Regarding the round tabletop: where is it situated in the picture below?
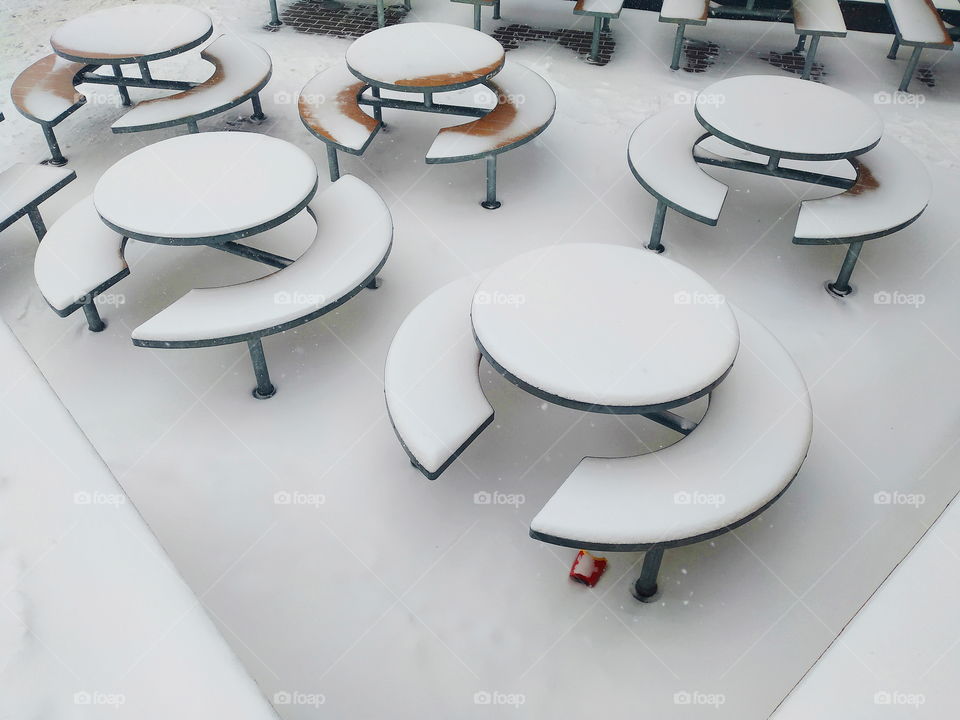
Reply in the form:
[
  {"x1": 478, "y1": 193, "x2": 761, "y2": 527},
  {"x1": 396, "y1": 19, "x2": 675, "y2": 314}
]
[
  {"x1": 471, "y1": 244, "x2": 741, "y2": 413},
  {"x1": 94, "y1": 132, "x2": 318, "y2": 245},
  {"x1": 695, "y1": 76, "x2": 883, "y2": 161},
  {"x1": 51, "y1": 4, "x2": 213, "y2": 64},
  {"x1": 345, "y1": 22, "x2": 505, "y2": 93}
]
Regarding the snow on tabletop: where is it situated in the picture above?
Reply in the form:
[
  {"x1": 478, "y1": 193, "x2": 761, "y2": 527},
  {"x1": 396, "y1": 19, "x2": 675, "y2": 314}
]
[
  {"x1": 384, "y1": 276, "x2": 493, "y2": 475},
  {"x1": 131, "y1": 175, "x2": 391, "y2": 343},
  {"x1": 93, "y1": 132, "x2": 317, "y2": 241},
  {"x1": 628, "y1": 104, "x2": 728, "y2": 222},
  {"x1": 696, "y1": 76, "x2": 884, "y2": 159},
  {"x1": 0, "y1": 163, "x2": 74, "y2": 219},
  {"x1": 299, "y1": 63, "x2": 379, "y2": 151},
  {"x1": 10, "y1": 54, "x2": 86, "y2": 123},
  {"x1": 660, "y1": 0, "x2": 711, "y2": 21},
  {"x1": 50, "y1": 4, "x2": 213, "y2": 63},
  {"x1": 34, "y1": 195, "x2": 126, "y2": 312},
  {"x1": 0, "y1": 321, "x2": 278, "y2": 720},
  {"x1": 112, "y1": 35, "x2": 271, "y2": 130},
  {"x1": 886, "y1": 0, "x2": 954, "y2": 45},
  {"x1": 345, "y1": 22, "x2": 505, "y2": 90},
  {"x1": 426, "y1": 62, "x2": 555, "y2": 161},
  {"x1": 531, "y1": 308, "x2": 812, "y2": 546},
  {"x1": 795, "y1": 136, "x2": 931, "y2": 240},
  {"x1": 791, "y1": 0, "x2": 846, "y2": 35},
  {"x1": 471, "y1": 244, "x2": 740, "y2": 409},
  {"x1": 573, "y1": 0, "x2": 626, "y2": 17}
]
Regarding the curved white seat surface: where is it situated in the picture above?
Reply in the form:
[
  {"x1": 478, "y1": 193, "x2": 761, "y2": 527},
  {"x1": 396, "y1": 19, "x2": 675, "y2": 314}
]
[
  {"x1": 385, "y1": 276, "x2": 494, "y2": 477},
  {"x1": 530, "y1": 308, "x2": 812, "y2": 548},
  {"x1": 0, "y1": 163, "x2": 75, "y2": 223},
  {"x1": 886, "y1": 0, "x2": 953, "y2": 45},
  {"x1": 299, "y1": 64, "x2": 379, "y2": 152},
  {"x1": 112, "y1": 36, "x2": 271, "y2": 131},
  {"x1": 426, "y1": 62, "x2": 556, "y2": 162},
  {"x1": 660, "y1": 0, "x2": 710, "y2": 22},
  {"x1": 794, "y1": 137, "x2": 931, "y2": 242},
  {"x1": 131, "y1": 175, "x2": 391, "y2": 344},
  {"x1": 11, "y1": 54, "x2": 86, "y2": 123},
  {"x1": 628, "y1": 105, "x2": 728, "y2": 223},
  {"x1": 34, "y1": 196, "x2": 126, "y2": 313},
  {"x1": 793, "y1": 0, "x2": 847, "y2": 34}
]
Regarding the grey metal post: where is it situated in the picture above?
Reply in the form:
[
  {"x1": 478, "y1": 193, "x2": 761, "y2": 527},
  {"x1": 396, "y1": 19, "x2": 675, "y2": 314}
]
[
  {"x1": 186, "y1": 120, "x2": 200, "y2": 133},
  {"x1": 670, "y1": 23, "x2": 685, "y2": 71},
  {"x1": 633, "y1": 546, "x2": 664, "y2": 601},
  {"x1": 423, "y1": 91, "x2": 433, "y2": 109},
  {"x1": 887, "y1": 35, "x2": 900, "y2": 59},
  {"x1": 826, "y1": 241, "x2": 863, "y2": 297},
  {"x1": 248, "y1": 339, "x2": 276, "y2": 399},
  {"x1": 251, "y1": 94, "x2": 266, "y2": 121},
  {"x1": 766, "y1": 152, "x2": 780, "y2": 170},
  {"x1": 647, "y1": 200, "x2": 667, "y2": 253},
  {"x1": 792, "y1": 33, "x2": 807, "y2": 54},
  {"x1": 27, "y1": 207, "x2": 46, "y2": 240},
  {"x1": 801, "y1": 34, "x2": 819, "y2": 80},
  {"x1": 588, "y1": 16, "x2": 602, "y2": 63},
  {"x1": 404, "y1": 0, "x2": 411, "y2": 8},
  {"x1": 366, "y1": 276, "x2": 382, "y2": 289},
  {"x1": 481, "y1": 155, "x2": 501, "y2": 209},
  {"x1": 601, "y1": 17, "x2": 610, "y2": 32},
  {"x1": 113, "y1": 65, "x2": 131, "y2": 106},
  {"x1": 82, "y1": 301, "x2": 106, "y2": 332},
  {"x1": 493, "y1": 0, "x2": 500, "y2": 19},
  {"x1": 899, "y1": 46, "x2": 923, "y2": 92},
  {"x1": 326, "y1": 145, "x2": 341, "y2": 182},
  {"x1": 266, "y1": 0, "x2": 283, "y2": 29},
  {"x1": 371, "y1": 86, "x2": 382, "y2": 124},
  {"x1": 41, "y1": 125, "x2": 66, "y2": 166},
  {"x1": 138, "y1": 60, "x2": 153, "y2": 82},
  {"x1": 377, "y1": 0, "x2": 385, "y2": 28},
  {"x1": 473, "y1": 3, "x2": 482, "y2": 30}
]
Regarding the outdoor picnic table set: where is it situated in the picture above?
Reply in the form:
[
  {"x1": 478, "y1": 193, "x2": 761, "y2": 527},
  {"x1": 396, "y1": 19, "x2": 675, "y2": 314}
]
[{"x1": 0, "y1": 3, "x2": 938, "y2": 600}]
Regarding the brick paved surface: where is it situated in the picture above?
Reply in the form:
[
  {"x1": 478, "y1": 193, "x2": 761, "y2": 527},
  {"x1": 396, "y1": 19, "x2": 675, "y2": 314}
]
[
  {"x1": 761, "y1": 49, "x2": 824, "y2": 82},
  {"x1": 492, "y1": 23, "x2": 616, "y2": 65},
  {"x1": 681, "y1": 41, "x2": 719, "y2": 73},
  {"x1": 280, "y1": 0, "x2": 408, "y2": 38}
]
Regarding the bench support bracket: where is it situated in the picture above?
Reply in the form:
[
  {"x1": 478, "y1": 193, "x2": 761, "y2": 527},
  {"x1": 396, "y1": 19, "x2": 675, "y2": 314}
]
[
  {"x1": 112, "y1": 65, "x2": 132, "y2": 107},
  {"x1": 801, "y1": 34, "x2": 820, "y2": 81},
  {"x1": 248, "y1": 338, "x2": 277, "y2": 399},
  {"x1": 647, "y1": 200, "x2": 667, "y2": 253},
  {"x1": 26, "y1": 207, "x2": 47, "y2": 241},
  {"x1": 899, "y1": 46, "x2": 923, "y2": 93},
  {"x1": 41, "y1": 125, "x2": 67, "y2": 167},
  {"x1": 481, "y1": 155, "x2": 501, "y2": 210},
  {"x1": 670, "y1": 23, "x2": 686, "y2": 71},
  {"x1": 588, "y1": 17, "x2": 603, "y2": 64},
  {"x1": 826, "y1": 240, "x2": 863, "y2": 298},
  {"x1": 326, "y1": 145, "x2": 341, "y2": 182},
  {"x1": 633, "y1": 546, "x2": 664, "y2": 602}
]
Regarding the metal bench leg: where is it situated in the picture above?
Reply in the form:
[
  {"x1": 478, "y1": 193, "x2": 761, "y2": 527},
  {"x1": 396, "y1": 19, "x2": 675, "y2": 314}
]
[
  {"x1": 887, "y1": 35, "x2": 900, "y2": 59},
  {"x1": 826, "y1": 241, "x2": 863, "y2": 297},
  {"x1": 250, "y1": 94, "x2": 266, "y2": 122},
  {"x1": 377, "y1": 0, "x2": 385, "y2": 28},
  {"x1": 588, "y1": 16, "x2": 603, "y2": 63},
  {"x1": 801, "y1": 34, "x2": 819, "y2": 80},
  {"x1": 41, "y1": 125, "x2": 67, "y2": 166},
  {"x1": 670, "y1": 23, "x2": 686, "y2": 71},
  {"x1": 82, "y1": 301, "x2": 106, "y2": 332},
  {"x1": 186, "y1": 120, "x2": 200, "y2": 134},
  {"x1": 404, "y1": 0, "x2": 411, "y2": 9},
  {"x1": 601, "y1": 17, "x2": 610, "y2": 32},
  {"x1": 113, "y1": 65, "x2": 131, "y2": 106},
  {"x1": 473, "y1": 3, "x2": 482, "y2": 31},
  {"x1": 265, "y1": 0, "x2": 283, "y2": 29},
  {"x1": 481, "y1": 155, "x2": 501, "y2": 210},
  {"x1": 371, "y1": 86, "x2": 383, "y2": 124},
  {"x1": 899, "y1": 46, "x2": 923, "y2": 92},
  {"x1": 632, "y1": 546, "x2": 664, "y2": 602},
  {"x1": 792, "y1": 34, "x2": 807, "y2": 53},
  {"x1": 647, "y1": 200, "x2": 667, "y2": 253},
  {"x1": 493, "y1": 0, "x2": 501, "y2": 19},
  {"x1": 326, "y1": 145, "x2": 341, "y2": 182},
  {"x1": 138, "y1": 60, "x2": 153, "y2": 83},
  {"x1": 248, "y1": 338, "x2": 277, "y2": 399},
  {"x1": 26, "y1": 207, "x2": 47, "y2": 240},
  {"x1": 366, "y1": 276, "x2": 382, "y2": 289}
]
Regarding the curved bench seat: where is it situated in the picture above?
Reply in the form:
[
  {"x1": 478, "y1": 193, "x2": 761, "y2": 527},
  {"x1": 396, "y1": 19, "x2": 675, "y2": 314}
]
[
  {"x1": 0, "y1": 162, "x2": 76, "y2": 240},
  {"x1": 112, "y1": 35, "x2": 271, "y2": 134},
  {"x1": 628, "y1": 105, "x2": 729, "y2": 251},
  {"x1": 384, "y1": 276, "x2": 495, "y2": 480},
  {"x1": 132, "y1": 175, "x2": 392, "y2": 398},
  {"x1": 34, "y1": 195, "x2": 128, "y2": 331},
  {"x1": 531, "y1": 308, "x2": 812, "y2": 597},
  {"x1": 794, "y1": 136, "x2": 930, "y2": 295}
]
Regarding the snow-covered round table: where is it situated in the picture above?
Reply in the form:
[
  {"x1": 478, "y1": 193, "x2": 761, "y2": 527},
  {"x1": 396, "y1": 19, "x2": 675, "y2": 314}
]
[
  {"x1": 345, "y1": 22, "x2": 505, "y2": 93},
  {"x1": 50, "y1": 4, "x2": 214, "y2": 64},
  {"x1": 471, "y1": 244, "x2": 740, "y2": 414},
  {"x1": 695, "y1": 76, "x2": 883, "y2": 161},
  {"x1": 94, "y1": 132, "x2": 318, "y2": 247}
]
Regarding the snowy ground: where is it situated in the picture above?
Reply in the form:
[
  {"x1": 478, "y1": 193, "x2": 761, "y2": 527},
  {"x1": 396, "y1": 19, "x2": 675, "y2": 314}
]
[{"x1": 2, "y1": 0, "x2": 960, "y2": 717}]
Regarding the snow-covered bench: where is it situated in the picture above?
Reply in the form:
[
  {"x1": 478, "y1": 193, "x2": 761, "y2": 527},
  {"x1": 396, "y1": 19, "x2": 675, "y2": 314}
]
[
  {"x1": 131, "y1": 175, "x2": 392, "y2": 399},
  {"x1": 885, "y1": 0, "x2": 955, "y2": 91},
  {"x1": 792, "y1": 0, "x2": 847, "y2": 80},
  {"x1": 530, "y1": 308, "x2": 813, "y2": 601},
  {"x1": 627, "y1": 105, "x2": 728, "y2": 253},
  {"x1": 0, "y1": 320, "x2": 281, "y2": 720},
  {"x1": 659, "y1": 0, "x2": 710, "y2": 70},
  {"x1": 10, "y1": 54, "x2": 90, "y2": 165},
  {"x1": 34, "y1": 196, "x2": 128, "y2": 332},
  {"x1": 0, "y1": 162, "x2": 76, "y2": 241},
  {"x1": 574, "y1": 0, "x2": 626, "y2": 64},
  {"x1": 384, "y1": 276, "x2": 495, "y2": 480},
  {"x1": 793, "y1": 137, "x2": 930, "y2": 297},
  {"x1": 450, "y1": 0, "x2": 501, "y2": 32},
  {"x1": 426, "y1": 62, "x2": 556, "y2": 209},
  {"x1": 298, "y1": 64, "x2": 382, "y2": 182},
  {"x1": 112, "y1": 36, "x2": 271, "y2": 135}
]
